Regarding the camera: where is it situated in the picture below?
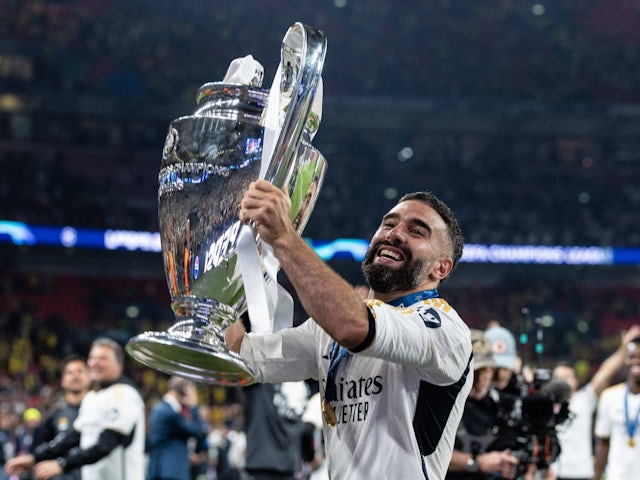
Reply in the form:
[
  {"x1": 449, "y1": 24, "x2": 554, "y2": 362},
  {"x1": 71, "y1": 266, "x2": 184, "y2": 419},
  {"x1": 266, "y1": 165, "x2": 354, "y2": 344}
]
[{"x1": 499, "y1": 368, "x2": 572, "y2": 475}]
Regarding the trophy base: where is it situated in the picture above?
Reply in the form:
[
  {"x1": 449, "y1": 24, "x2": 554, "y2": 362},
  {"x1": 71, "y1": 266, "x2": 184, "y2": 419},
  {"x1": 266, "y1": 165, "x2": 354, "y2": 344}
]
[{"x1": 126, "y1": 329, "x2": 255, "y2": 386}]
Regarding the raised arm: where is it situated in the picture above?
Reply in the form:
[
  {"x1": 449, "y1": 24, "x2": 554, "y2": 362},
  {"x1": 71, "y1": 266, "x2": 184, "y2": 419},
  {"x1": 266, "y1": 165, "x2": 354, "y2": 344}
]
[
  {"x1": 590, "y1": 324, "x2": 640, "y2": 395},
  {"x1": 239, "y1": 180, "x2": 370, "y2": 349}
]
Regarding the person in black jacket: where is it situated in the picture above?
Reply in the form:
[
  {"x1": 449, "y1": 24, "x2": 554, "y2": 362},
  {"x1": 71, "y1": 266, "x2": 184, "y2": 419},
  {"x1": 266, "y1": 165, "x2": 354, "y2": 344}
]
[
  {"x1": 33, "y1": 355, "x2": 90, "y2": 480},
  {"x1": 447, "y1": 329, "x2": 520, "y2": 480}
]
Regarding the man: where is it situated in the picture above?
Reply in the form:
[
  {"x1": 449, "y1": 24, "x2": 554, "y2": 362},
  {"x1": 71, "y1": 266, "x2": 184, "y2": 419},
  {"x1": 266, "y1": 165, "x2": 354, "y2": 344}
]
[
  {"x1": 0, "y1": 406, "x2": 17, "y2": 480},
  {"x1": 15, "y1": 407, "x2": 42, "y2": 455},
  {"x1": 5, "y1": 337, "x2": 146, "y2": 480},
  {"x1": 32, "y1": 355, "x2": 91, "y2": 480},
  {"x1": 484, "y1": 325, "x2": 519, "y2": 394},
  {"x1": 226, "y1": 181, "x2": 472, "y2": 479},
  {"x1": 240, "y1": 381, "x2": 310, "y2": 480},
  {"x1": 147, "y1": 376, "x2": 208, "y2": 480},
  {"x1": 593, "y1": 334, "x2": 640, "y2": 480},
  {"x1": 551, "y1": 324, "x2": 640, "y2": 480},
  {"x1": 447, "y1": 330, "x2": 520, "y2": 479}
]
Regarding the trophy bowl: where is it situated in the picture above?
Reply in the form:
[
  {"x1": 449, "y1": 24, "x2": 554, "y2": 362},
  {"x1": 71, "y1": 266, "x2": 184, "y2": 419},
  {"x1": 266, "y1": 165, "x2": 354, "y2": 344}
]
[{"x1": 126, "y1": 23, "x2": 327, "y2": 385}]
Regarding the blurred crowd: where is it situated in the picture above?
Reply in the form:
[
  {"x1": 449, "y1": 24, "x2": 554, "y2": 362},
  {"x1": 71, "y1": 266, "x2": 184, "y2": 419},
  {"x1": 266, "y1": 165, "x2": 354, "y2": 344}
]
[
  {"x1": 1, "y1": 1, "x2": 640, "y2": 102},
  {"x1": 0, "y1": 270, "x2": 638, "y2": 406},
  {"x1": 1, "y1": 129, "x2": 639, "y2": 246},
  {"x1": 1, "y1": 1, "x2": 640, "y2": 247}
]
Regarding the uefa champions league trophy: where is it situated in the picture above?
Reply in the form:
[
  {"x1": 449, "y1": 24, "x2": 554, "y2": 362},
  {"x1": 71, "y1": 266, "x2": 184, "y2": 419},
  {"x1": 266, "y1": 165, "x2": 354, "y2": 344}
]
[{"x1": 125, "y1": 23, "x2": 327, "y2": 385}]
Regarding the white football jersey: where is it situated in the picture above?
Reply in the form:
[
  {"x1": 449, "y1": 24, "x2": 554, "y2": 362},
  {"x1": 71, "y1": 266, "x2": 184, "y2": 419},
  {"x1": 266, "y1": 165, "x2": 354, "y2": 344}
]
[
  {"x1": 74, "y1": 381, "x2": 146, "y2": 480},
  {"x1": 241, "y1": 296, "x2": 473, "y2": 480}
]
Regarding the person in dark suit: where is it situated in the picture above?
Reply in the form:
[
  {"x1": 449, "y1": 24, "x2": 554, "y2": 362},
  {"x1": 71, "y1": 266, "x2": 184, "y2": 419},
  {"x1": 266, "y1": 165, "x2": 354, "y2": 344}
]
[{"x1": 147, "y1": 376, "x2": 208, "y2": 480}]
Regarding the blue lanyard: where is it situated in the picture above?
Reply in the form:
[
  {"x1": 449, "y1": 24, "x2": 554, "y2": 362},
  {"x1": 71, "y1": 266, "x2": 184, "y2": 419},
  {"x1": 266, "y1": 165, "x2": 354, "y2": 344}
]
[
  {"x1": 387, "y1": 288, "x2": 440, "y2": 308},
  {"x1": 325, "y1": 342, "x2": 349, "y2": 402},
  {"x1": 624, "y1": 384, "x2": 640, "y2": 440}
]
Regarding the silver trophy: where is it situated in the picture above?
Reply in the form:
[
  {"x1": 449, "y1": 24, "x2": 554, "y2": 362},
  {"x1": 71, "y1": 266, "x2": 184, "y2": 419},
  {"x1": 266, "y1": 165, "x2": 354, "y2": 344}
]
[{"x1": 125, "y1": 23, "x2": 327, "y2": 385}]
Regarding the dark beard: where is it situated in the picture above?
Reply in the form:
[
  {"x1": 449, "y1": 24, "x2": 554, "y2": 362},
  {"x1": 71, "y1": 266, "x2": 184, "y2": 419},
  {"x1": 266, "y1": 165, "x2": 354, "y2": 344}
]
[{"x1": 361, "y1": 242, "x2": 424, "y2": 294}]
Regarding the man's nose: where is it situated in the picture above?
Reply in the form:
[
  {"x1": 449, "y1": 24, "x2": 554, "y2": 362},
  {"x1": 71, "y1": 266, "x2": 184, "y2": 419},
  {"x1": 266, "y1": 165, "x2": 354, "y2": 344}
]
[{"x1": 386, "y1": 225, "x2": 405, "y2": 243}]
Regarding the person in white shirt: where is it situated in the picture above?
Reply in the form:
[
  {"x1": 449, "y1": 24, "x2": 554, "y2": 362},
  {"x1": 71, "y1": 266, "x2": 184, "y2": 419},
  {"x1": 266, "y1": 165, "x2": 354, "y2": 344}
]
[
  {"x1": 593, "y1": 333, "x2": 640, "y2": 480},
  {"x1": 226, "y1": 182, "x2": 472, "y2": 480},
  {"x1": 551, "y1": 324, "x2": 640, "y2": 480},
  {"x1": 5, "y1": 337, "x2": 146, "y2": 480}
]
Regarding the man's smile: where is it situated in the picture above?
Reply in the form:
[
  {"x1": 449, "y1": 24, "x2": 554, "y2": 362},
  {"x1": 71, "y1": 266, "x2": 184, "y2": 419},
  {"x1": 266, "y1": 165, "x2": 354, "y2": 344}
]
[{"x1": 376, "y1": 245, "x2": 406, "y2": 265}]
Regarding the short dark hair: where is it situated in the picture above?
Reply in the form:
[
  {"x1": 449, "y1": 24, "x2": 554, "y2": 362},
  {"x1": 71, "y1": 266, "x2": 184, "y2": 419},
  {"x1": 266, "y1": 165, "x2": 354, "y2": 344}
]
[
  {"x1": 61, "y1": 354, "x2": 86, "y2": 372},
  {"x1": 398, "y1": 192, "x2": 464, "y2": 271}
]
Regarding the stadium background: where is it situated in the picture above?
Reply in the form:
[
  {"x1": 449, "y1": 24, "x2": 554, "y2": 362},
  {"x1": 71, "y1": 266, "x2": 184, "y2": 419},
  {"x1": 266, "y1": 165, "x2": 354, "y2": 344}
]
[{"x1": 0, "y1": 0, "x2": 639, "y2": 406}]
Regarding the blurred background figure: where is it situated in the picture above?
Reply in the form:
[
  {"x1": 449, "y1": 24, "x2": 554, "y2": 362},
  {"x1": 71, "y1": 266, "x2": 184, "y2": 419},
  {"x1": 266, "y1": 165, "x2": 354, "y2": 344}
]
[
  {"x1": 0, "y1": 407, "x2": 17, "y2": 480},
  {"x1": 551, "y1": 324, "x2": 640, "y2": 480},
  {"x1": 447, "y1": 329, "x2": 520, "y2": 479},
  {"x1": 32, "y1": 355, "x2": 91, "y2": 480},
  {"x1": 14, "y1": 407, "x2": 41, "y2": 456},
  {"x1": 218, "y1": 380, "x2": 310, "y2": 480},
  {"x1": 147, "y1": 375, "x2": 208, "y2": 480},
  {"x1": 301, "y1": 392, "x2": 327, "y2": 480},
  {"x1": 485, "y1": 325, "x2": 519, "y2": 395},
  {"x1": 593, "y1": 334, "x2": 640, "y2": 480}
]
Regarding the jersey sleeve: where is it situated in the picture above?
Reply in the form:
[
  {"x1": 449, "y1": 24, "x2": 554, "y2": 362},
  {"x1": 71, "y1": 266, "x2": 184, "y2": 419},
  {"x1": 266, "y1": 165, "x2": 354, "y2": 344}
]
[
  {"x1": 102, "y1": 384, "x2": 144, "y2": 435},
  {"x1": 594, "y1": 387, "x2": 613, "y2": 439},
  {"x1": 360, "y1": 298, "x2": 472, "y2": 385},
  {"x1": 240, "y1": 318, "x2": 323, "y2": 383}
]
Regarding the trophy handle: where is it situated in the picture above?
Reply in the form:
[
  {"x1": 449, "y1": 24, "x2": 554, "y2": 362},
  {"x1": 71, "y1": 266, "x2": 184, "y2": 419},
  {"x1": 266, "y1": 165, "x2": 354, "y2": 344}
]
[{"x1": 264, "y1": 23, "x2": 327, "y2": 188}]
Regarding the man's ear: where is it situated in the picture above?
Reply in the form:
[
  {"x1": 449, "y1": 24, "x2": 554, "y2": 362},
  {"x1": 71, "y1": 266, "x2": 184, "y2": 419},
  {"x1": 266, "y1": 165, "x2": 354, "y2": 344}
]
[{"x1": 432, "y1": 257, "x2": 454, "y2": 280}]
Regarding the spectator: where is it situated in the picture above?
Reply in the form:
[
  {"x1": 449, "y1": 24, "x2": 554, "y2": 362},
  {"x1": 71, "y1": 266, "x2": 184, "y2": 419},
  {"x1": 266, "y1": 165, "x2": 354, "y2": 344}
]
[
  {"x1": 33, "y1": 355, "x2": 91, "y2": 480},
  {"x1": 238, "y1": 381, "x2": 310, "y2": 480},
  {"x1": 0, "y1": 407, "x2": 16, "y2": 480},
  {"x1": 147, "y1": 376, "x2": 208, "y2": 480},
  {"x1": 484, "y1": 325, "x2": 519, "y2": 395},
  {"x1": 551, "y1": 325, "x2": 640, "y2": 480},
  {"x1": 447, "y1": 329, "x2": 520, "y2": 479},
  {"x1": 15, "y1": 407, "x2": 42, "y2": 455},
  {"x1": 593, "y1": 334, "x2": 640, "y2": 480}
]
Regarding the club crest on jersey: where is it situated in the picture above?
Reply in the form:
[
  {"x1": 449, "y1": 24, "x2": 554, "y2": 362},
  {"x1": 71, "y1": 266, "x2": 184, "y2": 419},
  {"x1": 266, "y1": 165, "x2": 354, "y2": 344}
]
[
  {"x1": 106, "y1": 406, "x2": 120, "y2": 422},
  {"x1": 415, "y1": 305, "x2": 442, "y2": 328}
]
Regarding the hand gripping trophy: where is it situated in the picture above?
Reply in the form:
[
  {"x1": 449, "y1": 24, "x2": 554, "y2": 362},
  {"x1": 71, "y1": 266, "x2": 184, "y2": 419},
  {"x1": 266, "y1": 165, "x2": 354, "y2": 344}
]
[{"x1": 125, "y1": 23, "x2": 327, "y2": 385}]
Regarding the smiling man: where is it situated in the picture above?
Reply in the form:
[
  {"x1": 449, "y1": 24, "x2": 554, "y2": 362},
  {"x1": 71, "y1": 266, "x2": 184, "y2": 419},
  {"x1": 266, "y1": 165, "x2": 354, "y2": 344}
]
[{"x1": 226, "y1": 181, "x2": 473, "y2": 480}]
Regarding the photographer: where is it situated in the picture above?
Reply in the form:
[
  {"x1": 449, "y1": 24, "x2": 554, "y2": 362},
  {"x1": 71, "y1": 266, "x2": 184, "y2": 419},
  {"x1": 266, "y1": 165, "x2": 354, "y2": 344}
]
[{"x1": 447, "y1": 330, "x2": 520, "y2": 479}]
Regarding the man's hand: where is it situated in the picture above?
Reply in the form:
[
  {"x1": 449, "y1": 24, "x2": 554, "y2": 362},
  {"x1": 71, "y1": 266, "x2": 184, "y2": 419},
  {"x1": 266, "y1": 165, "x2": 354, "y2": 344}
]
[
  {"x1": 33, "y1": 459, "x2": 62, "y2": 480},
  {"x1": 182, "y1": 383, "x2": 200, "y2": 408},
  {"x1": 477, "y1": 450, "x2": 520, "y2": 479},
  {"x1": 240, "y1": 180, "x2": 295, "y2": 247},
  {"x1": 225, "y1": 320, "x2": 247, "y2": 353},
  {"x1": 4, "y1": 454, "x2": 35, "y2": 476}
]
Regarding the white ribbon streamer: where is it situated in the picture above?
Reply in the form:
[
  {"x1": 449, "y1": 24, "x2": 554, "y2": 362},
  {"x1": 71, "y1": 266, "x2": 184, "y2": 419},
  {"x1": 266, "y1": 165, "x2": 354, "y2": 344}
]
[{"x1": 234, "y1": 59, "x2": 294, "y2": 334}]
